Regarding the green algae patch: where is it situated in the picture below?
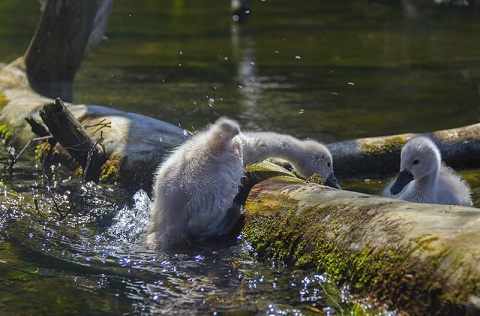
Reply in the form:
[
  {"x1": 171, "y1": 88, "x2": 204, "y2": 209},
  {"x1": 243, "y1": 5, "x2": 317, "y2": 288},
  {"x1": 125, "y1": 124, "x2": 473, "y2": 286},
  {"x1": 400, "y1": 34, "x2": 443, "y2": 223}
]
[
  {"x1": 0, "y1": 93, "x2": 8, "y2": 109},
  {"x1": 242, "y1": 177, "x2": 480, "y2": 314},
  {"x1": 244, "y1": 161, "x2": 297, "y2": 181},
  {"x1": 100, "y1": 156, "x2": 124, "y2": 183},
  {"x1": 0, "y1": 124, "x2": 13, "y2": 144},
  {"x1": 362, "y1": 136, "x2": 407, "y2": 155}
]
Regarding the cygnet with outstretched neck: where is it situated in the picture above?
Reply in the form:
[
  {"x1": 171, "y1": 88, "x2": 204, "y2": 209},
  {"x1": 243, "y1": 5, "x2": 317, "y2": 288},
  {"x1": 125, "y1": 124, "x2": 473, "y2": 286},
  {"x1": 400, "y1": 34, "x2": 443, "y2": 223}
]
[
  {"x1": 240, "y1": 132, "x2": 341, "y2": 189},
  {"x1": 147, "y1": 117, "x2": 244, "y2": 250},
  {"x1": 383, "y1": 136, "x2": 472, "y2": 206}
]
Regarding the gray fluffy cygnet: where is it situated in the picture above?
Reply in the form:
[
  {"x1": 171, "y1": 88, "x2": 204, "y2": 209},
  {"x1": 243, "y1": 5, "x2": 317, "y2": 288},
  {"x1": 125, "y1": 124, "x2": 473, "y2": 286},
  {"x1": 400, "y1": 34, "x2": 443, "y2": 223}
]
[
  {"x1": 383, "y1": 136, "x2": 472, "y2": 207},
  {"x1": 147, "y1": 117, "x2": 244, "y2": 250},
  {"x1": 147, "y1": 117, "x2": 341, "y2": 250},
  {"x1": 240, "y1": 132, "x2": 340, "y2": 188}
]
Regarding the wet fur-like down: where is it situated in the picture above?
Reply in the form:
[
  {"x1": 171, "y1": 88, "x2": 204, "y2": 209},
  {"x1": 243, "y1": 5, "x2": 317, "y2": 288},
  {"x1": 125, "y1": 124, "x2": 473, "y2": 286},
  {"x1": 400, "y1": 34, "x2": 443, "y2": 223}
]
[
  {"x1": 147, "y1": 117, "x2": 244, "y2": 250},
  {"x1": 240, "y1": 132, "x2": 339, "y2": 188},
  {"x1": 383, "y1": 136, "x2": 472, "y2": 206}
]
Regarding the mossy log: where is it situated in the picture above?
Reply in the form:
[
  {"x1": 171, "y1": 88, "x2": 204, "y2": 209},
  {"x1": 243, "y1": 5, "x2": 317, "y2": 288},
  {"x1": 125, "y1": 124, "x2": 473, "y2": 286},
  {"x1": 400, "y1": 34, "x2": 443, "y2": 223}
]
[
  {"x1": 0, "y1": 59, "x2": 188, "y2": 187},
  {"x1": 329, "y1": 123, "x2": 480, "y2": 178},
  {"x1": 242, "y1": 176, "x2": 480, "y2": 314}
]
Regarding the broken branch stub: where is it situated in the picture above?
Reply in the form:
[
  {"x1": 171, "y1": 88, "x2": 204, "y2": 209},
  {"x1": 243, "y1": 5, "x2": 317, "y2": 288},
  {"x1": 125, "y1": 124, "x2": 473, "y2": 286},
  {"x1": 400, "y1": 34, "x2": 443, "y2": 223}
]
[{"x1": 39, "y1": 98, "x2": 106, "y2": 182}]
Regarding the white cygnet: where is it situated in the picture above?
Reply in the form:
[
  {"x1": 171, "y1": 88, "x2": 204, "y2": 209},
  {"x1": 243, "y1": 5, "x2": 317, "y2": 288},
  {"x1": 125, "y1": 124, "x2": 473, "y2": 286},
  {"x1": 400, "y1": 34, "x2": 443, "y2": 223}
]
[
  {"x1": 240, "y1": 132, "x2": 341, "y2": 189},
  {"x1": 147, "y1": 117, "x2": 244, "y2": 250},
  {"x1": 383, "y1": 136, "x2": 472, "y2": 207}
]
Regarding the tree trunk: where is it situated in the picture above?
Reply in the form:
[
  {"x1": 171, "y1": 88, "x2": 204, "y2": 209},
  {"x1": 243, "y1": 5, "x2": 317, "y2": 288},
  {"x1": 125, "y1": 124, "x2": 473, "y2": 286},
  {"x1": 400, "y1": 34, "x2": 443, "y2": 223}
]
[
  {"x1": 242, "y1": 176, "x2": 480, "y2": 314},
  {"x1": 24, "y1": 0, "x2": 113, "y2": 102}
]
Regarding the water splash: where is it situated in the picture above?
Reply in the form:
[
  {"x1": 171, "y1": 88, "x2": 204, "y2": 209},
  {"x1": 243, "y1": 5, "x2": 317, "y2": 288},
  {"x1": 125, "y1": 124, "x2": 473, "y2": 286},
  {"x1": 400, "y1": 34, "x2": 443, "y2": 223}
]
[{"x1": 108, "y1": 190, "x2": 152, "y2": 244}]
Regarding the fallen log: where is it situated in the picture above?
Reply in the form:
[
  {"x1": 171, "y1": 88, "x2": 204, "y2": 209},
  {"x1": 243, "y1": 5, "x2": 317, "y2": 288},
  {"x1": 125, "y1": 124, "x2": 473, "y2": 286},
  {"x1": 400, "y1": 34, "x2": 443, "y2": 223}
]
[
  {"x1": 242, "y1": 176, "x2": 480, "y2": 314},
  {"x1": 0, "y1": 58, "x2": 188, "y2": 187},
  {"x1": 329, "y1": 123, "x2": 480, "y2": 178}
]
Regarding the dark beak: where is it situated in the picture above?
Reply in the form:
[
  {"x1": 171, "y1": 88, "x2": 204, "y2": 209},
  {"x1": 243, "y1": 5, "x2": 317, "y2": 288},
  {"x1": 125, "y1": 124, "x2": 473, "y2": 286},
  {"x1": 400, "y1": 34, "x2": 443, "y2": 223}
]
[
  {"x1": 390, "y1": 169, "x2": 414, "y2": 195},
  {"x1": 325, "y1": 172, "x2": 341, "y2": 189}
]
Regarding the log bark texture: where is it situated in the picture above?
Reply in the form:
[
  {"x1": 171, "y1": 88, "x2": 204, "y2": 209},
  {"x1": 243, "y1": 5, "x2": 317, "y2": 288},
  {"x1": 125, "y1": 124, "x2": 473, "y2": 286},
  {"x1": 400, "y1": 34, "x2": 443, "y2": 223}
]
[
  {"x1": 329, "y1": 123, "x2": 480, "y2": 178},
  {"x1": 39, "y1": 98, "x2": 106, "y2": 181},
  {"x1": 242, "y1": 176, "x2": 480, "y2": 314}
]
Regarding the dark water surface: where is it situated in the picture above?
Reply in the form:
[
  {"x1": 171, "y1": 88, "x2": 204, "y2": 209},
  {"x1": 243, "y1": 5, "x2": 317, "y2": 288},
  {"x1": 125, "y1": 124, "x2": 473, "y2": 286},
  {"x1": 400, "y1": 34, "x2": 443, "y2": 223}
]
[{"x1": 1, "y1": 0, "x2": 480, "y2": 314}]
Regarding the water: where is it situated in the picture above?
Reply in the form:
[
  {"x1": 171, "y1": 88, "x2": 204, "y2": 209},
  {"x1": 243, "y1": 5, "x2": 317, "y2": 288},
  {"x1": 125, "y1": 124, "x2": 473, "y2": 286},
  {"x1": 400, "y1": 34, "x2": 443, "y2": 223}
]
[
  {"x1": 1, "y1": 0, "x2": 480, "y2": 314},
  {"x1": 0, "y1": 152, "x2": 387, "y2": 315}
]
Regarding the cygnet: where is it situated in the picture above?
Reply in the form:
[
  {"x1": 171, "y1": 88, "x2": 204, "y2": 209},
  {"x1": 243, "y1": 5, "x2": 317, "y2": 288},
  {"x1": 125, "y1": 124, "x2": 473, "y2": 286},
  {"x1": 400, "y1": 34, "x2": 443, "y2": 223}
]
[
  {"x1": 383, "y1": 136, "x2": 472, "y2": 206},
  {"x1": 240, "y1": 132, "x2": 341, "y2": 189},
  {"x1": 147, "y1": 117, "x2": 244, "y2": 250}
]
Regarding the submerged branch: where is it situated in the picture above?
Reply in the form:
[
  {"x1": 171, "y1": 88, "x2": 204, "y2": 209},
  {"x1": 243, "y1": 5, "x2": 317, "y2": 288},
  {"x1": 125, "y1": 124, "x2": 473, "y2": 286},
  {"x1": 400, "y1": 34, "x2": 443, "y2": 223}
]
[{"x1": 7, "y1": 135, "x2": 53, "y2": 175}]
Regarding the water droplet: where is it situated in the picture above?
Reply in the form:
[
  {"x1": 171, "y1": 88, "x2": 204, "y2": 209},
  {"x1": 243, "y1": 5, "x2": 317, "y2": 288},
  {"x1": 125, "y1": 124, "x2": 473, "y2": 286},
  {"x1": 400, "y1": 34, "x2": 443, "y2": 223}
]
[
  {"x1": 208, "y1": 98, "x2": 215, "y2": 107},
  {"x1": 332, "y1": 92, "x2": 338, "y2": 95},
  {"x1": 299, "y1": 109, "x2": 305, "y2": 114},
  {"x1": 348, "y1": 82, "x2": 355, "y2": 86},
  {"x1": 179, "y1": 50, "x2": 183, "y2": 55},
  {"x1": 295, "y1": 55, "x2": 301, "y2": 60},
  {"x1": 224, "y1": 56, "x2": 229, "y2": 61}
]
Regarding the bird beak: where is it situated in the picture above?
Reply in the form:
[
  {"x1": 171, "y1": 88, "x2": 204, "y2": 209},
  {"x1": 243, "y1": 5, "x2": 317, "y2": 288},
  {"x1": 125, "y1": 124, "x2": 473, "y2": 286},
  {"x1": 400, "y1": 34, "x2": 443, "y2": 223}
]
[
  {"x1": 325, "y1": 172, "x2": 341, "y2": 189},
  {"x1": 390, "y1": 169, "x2": 414, "y2": 195}
]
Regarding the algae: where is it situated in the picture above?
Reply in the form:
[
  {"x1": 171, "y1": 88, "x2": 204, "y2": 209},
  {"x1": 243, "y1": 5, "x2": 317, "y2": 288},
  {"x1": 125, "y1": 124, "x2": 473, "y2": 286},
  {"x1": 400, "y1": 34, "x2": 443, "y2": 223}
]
[
  {"x1": 0, "y1": 124, "x2": 13, "y2": 144},
  {"x1": 0, "y1": 93, "x2": 8, "y2": 109},
  {"x1": 242, "y1": 177, "x2": 478, "y2": 314},
  {"x1": 363, "y1": 136, "x2": 407, "y2": 155},
  {"x1": 99, "y1": 156, "x2": 123, "y2": 183}
]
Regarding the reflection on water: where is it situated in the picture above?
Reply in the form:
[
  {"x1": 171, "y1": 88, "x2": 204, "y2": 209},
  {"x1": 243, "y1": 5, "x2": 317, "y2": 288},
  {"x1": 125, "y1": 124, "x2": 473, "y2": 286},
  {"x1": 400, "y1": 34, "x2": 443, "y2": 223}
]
[
  {"x1": 1, "y1": 0, "x2": 480, "y2": 314},
  {"x1": 68, "y1": 0, "x2": 480, "y2": 142}
]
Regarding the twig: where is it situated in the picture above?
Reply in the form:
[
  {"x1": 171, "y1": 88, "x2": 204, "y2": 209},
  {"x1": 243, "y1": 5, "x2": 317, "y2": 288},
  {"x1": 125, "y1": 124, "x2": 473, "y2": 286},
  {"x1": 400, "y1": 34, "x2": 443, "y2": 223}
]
[
  {"x1": 7, "y1": 135, "x2": 53, "y2": 176},
  {"x1": 39, "y1": 150, "x2": 64, "y2": 218},
  {"x1": 61, "y1": 132, "x2": 104, "y2": 220},
  {"x1": 34, "y1": 199, "x2": 40, "y2": 215},
  {"x1": 84, "y1": 118, "x2": 112, "y2": 135}
]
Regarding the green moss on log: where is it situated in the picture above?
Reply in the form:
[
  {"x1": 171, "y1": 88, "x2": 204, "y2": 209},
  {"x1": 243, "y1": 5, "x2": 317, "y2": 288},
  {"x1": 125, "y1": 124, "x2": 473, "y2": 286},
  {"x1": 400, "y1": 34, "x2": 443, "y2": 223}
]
[
  {"x1": 242, "y1": 177, "x2": 480, "y2": 314},
  {"x1": 0, "y1": 93, "x2": 8, "y2": 108},
  {"x1": 99, "y1": 156, "x2": 123, "y2": 183},
  {"x1": 0, "y1": 124, "x2": 13, "y2": 143},
  {"x1": 0, "y1": 89, "x2": 13, "y2": 143},
  {"x1": 362, "y1": 136, "x2": 407, "y2": 154}
]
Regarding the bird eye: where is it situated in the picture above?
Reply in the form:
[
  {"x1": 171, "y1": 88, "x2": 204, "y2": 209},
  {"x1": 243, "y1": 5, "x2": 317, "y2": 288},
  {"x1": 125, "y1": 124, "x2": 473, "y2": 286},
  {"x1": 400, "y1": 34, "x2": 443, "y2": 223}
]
[
  {"x1": 413, "y1": 159, "x2": 419, "y2": 165},
  {"x1": 327, "y1": 162, "x2": 331, "y2": 167}
]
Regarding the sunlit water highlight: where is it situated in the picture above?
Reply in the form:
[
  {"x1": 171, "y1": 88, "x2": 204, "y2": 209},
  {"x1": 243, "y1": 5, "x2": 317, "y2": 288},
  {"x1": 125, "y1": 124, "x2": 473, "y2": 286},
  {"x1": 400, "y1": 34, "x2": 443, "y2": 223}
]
[{"x1": 1, "y1": 0, "x2": 480, "y2": 314}]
